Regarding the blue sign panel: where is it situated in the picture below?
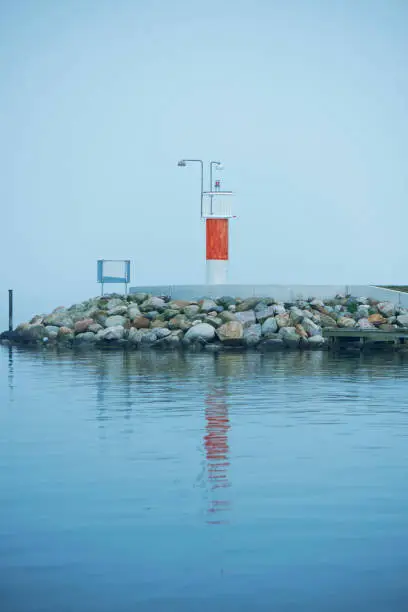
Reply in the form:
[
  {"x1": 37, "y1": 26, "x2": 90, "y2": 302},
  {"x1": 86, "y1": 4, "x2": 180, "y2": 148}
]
[{"x1": 97, "y1": 260, "x2": 131, "y2": 284}]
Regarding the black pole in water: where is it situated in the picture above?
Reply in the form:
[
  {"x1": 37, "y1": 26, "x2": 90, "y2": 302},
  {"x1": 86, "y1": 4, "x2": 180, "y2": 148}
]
[{"x1": 8, "y1": 289, "x2": 13, "y2": 332}]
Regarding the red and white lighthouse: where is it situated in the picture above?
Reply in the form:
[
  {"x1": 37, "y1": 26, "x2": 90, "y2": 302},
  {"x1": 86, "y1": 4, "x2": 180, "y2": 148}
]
[{"x1": 202, "y1": 184, "x2": 234, "y2": 285}]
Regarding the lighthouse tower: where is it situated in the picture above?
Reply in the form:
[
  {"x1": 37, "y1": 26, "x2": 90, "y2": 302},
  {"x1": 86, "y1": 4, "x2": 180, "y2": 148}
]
[{"x1": 202, "y1": 182, "x2": 234, "y2": 285}]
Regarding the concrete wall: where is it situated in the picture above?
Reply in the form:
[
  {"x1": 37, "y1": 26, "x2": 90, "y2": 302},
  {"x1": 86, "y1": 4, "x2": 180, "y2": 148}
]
[{"x1": 129, "y1": 284, "x2": 408, "y2": 306}]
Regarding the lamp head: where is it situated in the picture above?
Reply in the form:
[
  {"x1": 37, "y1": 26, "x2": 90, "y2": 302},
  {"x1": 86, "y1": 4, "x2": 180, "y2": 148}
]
[{"x1": 177, "y1": 160, "x2": 187, "y2": 167}]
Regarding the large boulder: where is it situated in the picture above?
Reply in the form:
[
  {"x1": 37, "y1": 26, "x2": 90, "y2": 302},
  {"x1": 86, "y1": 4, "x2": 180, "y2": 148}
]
[
  {"x1": 184, "y1": 323, "x2": 216, "y2": 343},
  {"x1": 377, "y1": 302, "x2": 396, "y2": 318},
  {"x1": 98, "y1": 325, "x2": 125, "y2": 341},
  {"x1": 74, "y1": 318, "x2": 94, "y2": 334},
  {"x1": 235, "y1": 310, "x2": 256, "y2": 327},
  {"x1": 106, "y1": 298, "x2": 124, "y2": 310},
  {"x1": 397, "y1": 315, "x2": 408, "y2": 327},
  {"x1": 337, "y1": 316, "x2": 356, "y2": 328},
  {"x1": 132, "y1": 316, "x2": 150, "y2": 329},
  {"x1": 154, "y1": 328, "x2": 171, "y2": 340},
  {"x1": 105, "y1": 315, "x2": 127, "y2": 328},
  {"x1": 74, "y1": 332, "x2": 96, "y2": 345},
  {"x1": 289, "y1": 307, "x2": 304, "y2": 325},
  {"x1": 308, "y1": 335, "x2": 327, "y2": 349},
  {"x1": 43, "y1": 311, "x2": 74, "y2": 329},
  {"x1": 358, "y1": 318, "x2": 375, "y2": 329},
  {"x1": 218, "y1": 296, "x2": 236, "y2": 309},
  {"x1": 199, "y1": 299, "x2": 218, "y2": 313},
  {"x1": 261, "y1": 317, "x2": 278, "y2": 336},
  {"x1": 184, "y1": 305, "x2": 200, "y2": 319},
  {"x1": 168, "y1": 314, "x2": 192, "y2": 331},
  {"x1": 276, "y1": 313, "x2": 290, "y2": 328},
  {"x1": 140, "y1": 296, "x2": 166, "y2": 312},
  {"x1": 302, "y1": 318, "x2": 322, "y2": 337},
  {"x1": 107, "y1": 304, "x2": 128, "y2": 316},
  {"x1": 319, "y1": 313, "x2": 337, "y2": 328},
  {"x1": 216, "y1": 321, "x2": 244, "y2": 345},
  {"x1": 255, "y1": 306, "x2": 276, "y2": 324},
  {"x1": 368, "y1": 313, "x2": 386, "y2": 326},
  {"x1": 258, "y1": 337, "x2": 284, "y2": 351},
  {"x1": 45, "y1": 325, "x2": 60, "y2": 340},
  {"x1": 244, "y1": 324, "x2": 262, "y2": 347},
  {"x1": 236, "y1": 298, "x2": 261, "y2": 312},
  {"x1": 219, "y1": 311, "x2": 237, "y2": 323},
  {"x1": 278, "y1": 327, "x2": 301, "y2": 347}
]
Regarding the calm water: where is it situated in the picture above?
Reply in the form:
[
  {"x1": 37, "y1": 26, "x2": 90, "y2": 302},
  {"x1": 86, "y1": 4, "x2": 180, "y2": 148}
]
[{"x1": 1, "y1": 347, "x2": 408, "y2": 611}]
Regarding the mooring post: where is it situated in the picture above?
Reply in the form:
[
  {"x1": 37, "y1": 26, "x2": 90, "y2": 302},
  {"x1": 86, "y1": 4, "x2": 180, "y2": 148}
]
[{"x1": 8, "y1": 289, "x2": 13, "y2": 332}]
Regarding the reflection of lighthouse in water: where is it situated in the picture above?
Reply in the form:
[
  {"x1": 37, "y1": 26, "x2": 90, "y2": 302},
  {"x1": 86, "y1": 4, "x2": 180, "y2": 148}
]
[{"x1": 204, "y1": 385, "x2": 231, "y2": 524}]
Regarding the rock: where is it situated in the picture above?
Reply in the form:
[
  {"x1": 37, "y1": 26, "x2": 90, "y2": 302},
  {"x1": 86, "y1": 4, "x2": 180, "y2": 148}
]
[
  {"x1": 310, "y1": 298, "x2": 325, "y2": 309},
  {"x1": 107, "y1": 305, "x2": 128, "y2": 316},
  {"x1": 154, "y1": 328, "x2": 171, "y2": 340},
  {"x1": 397, "y1": 315, "x2": 408, "y2": 327},
  {"x1": 358, "y1": 318, "x2": 375, "y2": 329},
  {"x1": 132, "y1": 316, "x2": 150, "y2": 329},
  {"x1": 126, "y1": 305, "x2": 141, "y2": 319},
  {"x1": 168, "y1": 315, "x2": 192, "y2": 331},
  {"x1": 276, "y1": 313, "x2": 290, "y2": 328},
  {"x1": 219, "y1": 311, "x2": 237, "y2": 323},
  {"x1": 74, "y1": 318, "x2": 94, "y2": 334},
  {"x1": 88, "y1": 323, "x2": 103, "y2": 333},
  {"x1": 184, "y1": 323, "x2": 216, "y2": 342},
  {"x1": 105, "y1": 315, "x2": 127, "y2": 328},
  {"x1": 93, "y1": 311, "x2": 108, "y2": 326},
  {"x1": 356, "y1": 306, "x2": 370, "y2": 320},
  {"x1": 151, "y1": 320, "x2": 167, "y2": 328},
  {"x1": 368, "y1": 313, "x2": 386, "y2": 326},
  {"x1": 261, "y1": 317, "x2": 278, "y2": 336},
  {"x1": 129, "y1": 293, "x2": 148, "y2": 304},
  {"x1": 184, "y1": 305, "x2": 200, "y2": 318},
  {"x1": 106, "y1": 298, "x2": 124, "y2": 310},
  {"x1": 202, "y1": 316, "x2": 223, "y2": 328},
  {"x1": 140, "y1": 296, "x2": 166, "y2": 312},
  {"x1": 19, "y1": 324, "x2": 48, "y2": 343},
  {"x1": 319, "y1": 313, "x2": 337, "y2": 328},
  {"x1": 295, "y1": 324, "x2": 308, "y2": 339},
  {"x1": 128, "y1": 328, "x2": 146, "y2": 345},
  {"x1": 278, "y1": 327, "x2": 301, "y2": 347},
  {"x1": 216, "y1": 321, "x2": 244, "y2": 345},
  {"x1": 308, "y1": 335, "x2": 326, "y2": 348},
  {"x1": 244, "y1": 324, "x2": 262, "y2": 347},
  {"x1": 302, "y1": 318, "x2": 322, "y2": 337},
  {"x1": 58, "y1": 326, "x2": 74, "y2": 339},
  {"x1": 235, "y1": 310, "x2": 256, "y2": 327},
  {"x1": 169, "y1": 300, "x2": 192, "y2": 309},
  {"x1": 45, "y1": 325, "x2": 60, "y2": 339},
  {"x1": 272, "y1": 304, "x2": 286, "y2": 315},
  {"x1": 258, "y1": 338, "x2": 284, "y2": 351},
  {"x1": 74, "y1": 332, "x2": 96, "y2": 344},
  {"x1": 377, "y1": 302, "x2": 396, "y2": 318},
  {"x1": 43, "y1": 311, "x2": 74, "y2": 328},
  {"x1": 255, "y1": 306, "x2": 276, "y2": 323},
  {"x1": 217, "y1": 296, "x2": 236, "y2": 309},
  {"x1": 162, "y1": 329, "x2": 184, "y2": 347},
  {"x1": 337, "y1": 316, "x2": 356, "y2": 328},
  {"x1": 140, "y1": 331, "x2": 158, "y2": 345},
  {"x1": 99, "y1": 325, "x2": 125, "y2": 341},
  {"x1": 199, "y1": 299, "x2": 218, "y2": 313},
  {"x1": 289, "y1": 307, "x2": 304, "y2": 325},
  {"x1": 30, "y1": 315, "x2": 44, "y2": 325},
  {"x1": 144, "y1": 310, "x2": 159, "y2": 321},
  {"x1": 236, "y1": 298, "x2": 261, "y2": 312}
]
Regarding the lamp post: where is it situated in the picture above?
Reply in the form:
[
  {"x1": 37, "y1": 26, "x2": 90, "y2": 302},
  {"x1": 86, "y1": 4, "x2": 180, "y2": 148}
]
[
  {"x1": 178, "y1": 158, "x2": 234, "y2": 285},
  {"x1": 177, "y1": 159, "x2": 204, "y2": 218}
]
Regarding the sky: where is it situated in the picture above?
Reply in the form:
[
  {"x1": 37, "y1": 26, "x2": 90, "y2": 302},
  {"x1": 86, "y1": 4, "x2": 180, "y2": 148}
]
[{"x1": 1, "y1": 0, "x2": 408, "y2": 327}]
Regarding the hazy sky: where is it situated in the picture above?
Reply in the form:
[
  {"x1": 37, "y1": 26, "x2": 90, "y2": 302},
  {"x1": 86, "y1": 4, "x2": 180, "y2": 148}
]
[{"x1": 1, "y1": 0, "x2": 408, "y2": 326}]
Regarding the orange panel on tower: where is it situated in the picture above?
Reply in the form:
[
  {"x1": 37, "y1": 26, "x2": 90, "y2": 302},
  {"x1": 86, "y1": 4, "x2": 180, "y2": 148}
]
[{"x1": 206, "y1": 219, "x2": 229, "y2": 261}]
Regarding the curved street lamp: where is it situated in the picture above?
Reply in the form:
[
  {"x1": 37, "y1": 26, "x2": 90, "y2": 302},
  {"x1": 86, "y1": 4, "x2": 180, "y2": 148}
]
[{"x1": 177, "y1": 159, "x2": 204, "y2": 217}]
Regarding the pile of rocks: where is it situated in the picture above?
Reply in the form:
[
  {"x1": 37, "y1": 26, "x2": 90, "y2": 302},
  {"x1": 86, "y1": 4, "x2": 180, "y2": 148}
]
[{"x1": 2, "y1": 293, "x2": 408, "y2": 352}]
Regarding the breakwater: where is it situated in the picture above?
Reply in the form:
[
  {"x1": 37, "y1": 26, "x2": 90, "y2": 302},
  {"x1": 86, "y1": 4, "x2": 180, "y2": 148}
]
[{"x1": 2, "y1": 293, "x2": 408, "y2": 351}]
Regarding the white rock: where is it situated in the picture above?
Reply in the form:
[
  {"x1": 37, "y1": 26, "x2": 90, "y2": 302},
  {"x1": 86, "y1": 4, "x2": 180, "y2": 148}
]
[{"x1": 184, "y1": 323, "x2": 215, "y2": 342}]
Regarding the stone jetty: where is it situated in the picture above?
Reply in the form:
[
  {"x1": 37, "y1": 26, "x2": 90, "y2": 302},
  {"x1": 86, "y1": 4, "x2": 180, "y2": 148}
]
[{"x1": 2, "y1": 293, "x2": 408, "y2": 351}]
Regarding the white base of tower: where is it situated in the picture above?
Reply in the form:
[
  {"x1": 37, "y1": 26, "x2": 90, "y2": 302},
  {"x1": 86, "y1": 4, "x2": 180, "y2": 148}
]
[{"x1": 206, "y1": 260, "x2": 228, "y2": 285}]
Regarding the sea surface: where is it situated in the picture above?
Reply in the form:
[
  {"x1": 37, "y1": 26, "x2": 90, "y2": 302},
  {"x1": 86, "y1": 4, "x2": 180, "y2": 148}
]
[{"x1": 1, "y1": 347, "x2": 408, "y2": 611}]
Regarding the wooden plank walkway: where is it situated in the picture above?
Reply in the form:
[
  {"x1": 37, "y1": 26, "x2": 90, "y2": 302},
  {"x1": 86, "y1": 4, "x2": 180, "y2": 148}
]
[{"x1": 323, "y1": 328, "x2": 408, "y2": 349}]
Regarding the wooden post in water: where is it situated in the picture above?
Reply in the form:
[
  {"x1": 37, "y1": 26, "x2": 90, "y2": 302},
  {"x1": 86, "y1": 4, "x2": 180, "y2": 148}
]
[{"x1": 8, "y1": 289, "x2": 13, "y2": 332}]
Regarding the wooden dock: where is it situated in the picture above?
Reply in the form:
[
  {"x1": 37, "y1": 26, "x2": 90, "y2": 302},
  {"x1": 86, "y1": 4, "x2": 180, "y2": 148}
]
[{"x1": 323, "y1": 328, "x2": 408, "y2": 350}]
